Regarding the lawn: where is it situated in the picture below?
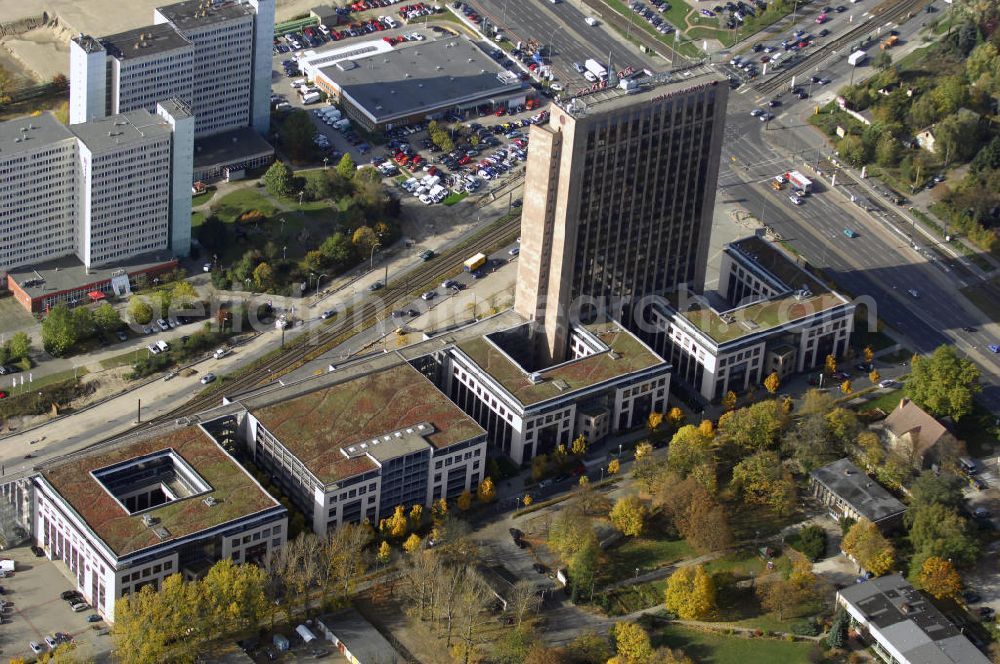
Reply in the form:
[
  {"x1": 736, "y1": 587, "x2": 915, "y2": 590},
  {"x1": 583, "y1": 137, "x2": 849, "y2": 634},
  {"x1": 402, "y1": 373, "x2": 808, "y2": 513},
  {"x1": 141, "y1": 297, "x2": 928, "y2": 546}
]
[
  {"x1": 600, "y1": 579, "x2": 668, "y2": 615},
  {"x1": 442, "y1": 191, "x2": 468, "y2": 206},
  {"x1": 602, "y1": 0, "x2": 703, "y2": 58},
  {"x1": 704, "y1": 549, "x2": 792, "y2": 580},
  {"x1": 192, "y1": 189, "x2": 215, "y2": 207},
  {"x1": 855, "y1": 387, "x2": 904, "y2": 414},
  {"x1": 598, "y1": 532, "x2": 694, "y2": 585},
  {"x1": 655, "y1": 624, "x2": 816, "y2": 664},
  {"x1": 210, "y1": 188, "x2": 279, "y2": 223}
]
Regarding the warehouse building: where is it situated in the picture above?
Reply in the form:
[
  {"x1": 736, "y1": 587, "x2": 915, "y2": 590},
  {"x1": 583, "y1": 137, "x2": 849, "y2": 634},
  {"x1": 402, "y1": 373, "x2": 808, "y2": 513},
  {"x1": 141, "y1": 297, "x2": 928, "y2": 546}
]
[
  {"x1": 32, "y1": 424, "x2": 287, "y2": 621},
  {"x1": 303, "y1": 37, "x2": 527, "y2": 132}
]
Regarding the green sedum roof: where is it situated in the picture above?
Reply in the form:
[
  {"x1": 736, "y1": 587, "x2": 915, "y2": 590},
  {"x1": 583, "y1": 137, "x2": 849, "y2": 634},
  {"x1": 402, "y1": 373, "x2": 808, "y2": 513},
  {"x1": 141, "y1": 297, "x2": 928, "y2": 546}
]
[
  {"x1": 42, "y1": 426, "x2": 280, "y2": 558},
  {"x1": 456, "y1": 322, "x2": 666, "y2": 407}
]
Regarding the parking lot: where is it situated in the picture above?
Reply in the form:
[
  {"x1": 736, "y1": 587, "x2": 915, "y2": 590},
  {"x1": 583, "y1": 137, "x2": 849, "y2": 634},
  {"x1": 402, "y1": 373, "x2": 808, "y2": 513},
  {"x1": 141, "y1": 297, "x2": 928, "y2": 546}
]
[{"x1": 0, "y1": 545, "x2": 111, "y2": 662}]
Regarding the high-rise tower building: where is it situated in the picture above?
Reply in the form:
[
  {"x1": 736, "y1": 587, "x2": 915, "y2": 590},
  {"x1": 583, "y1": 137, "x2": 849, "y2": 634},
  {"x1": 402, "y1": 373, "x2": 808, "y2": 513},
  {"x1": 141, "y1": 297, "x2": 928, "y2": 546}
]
[
  {"x1": 70, "y1": 0, "x2": 273, "y2": 138},
  {"x1": 514, "y1": 67, "x2": 729, "y2": 363}
]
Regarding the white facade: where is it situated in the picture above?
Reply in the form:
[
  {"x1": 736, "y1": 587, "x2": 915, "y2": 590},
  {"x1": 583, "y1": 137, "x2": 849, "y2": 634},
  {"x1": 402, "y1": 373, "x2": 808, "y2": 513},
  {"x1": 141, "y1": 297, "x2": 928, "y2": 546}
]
[
  {"x1": 76, "y1": 114, "x2": 173, "y2": 267},
  {"x1": 156, "y1": 100, "x2": 195, "y2": 257},
  {"x1": 69, "y1": 37, "x2": 109, "y2": 125},
  {"x1": 0, "y1": 116, "x2": 78, "y2": 273},
  {"x1": 244, "y1": 412, "x2": 487, "y2": 537},
  {"x1": 653, "y1": 237, "x2": 855, "y2": 402},
  {"x1": 249, "y1": 0, "x2": 276, "y2": 134},
  {"x1": 111, "y1": 44, "x2": 194, "y2": 119}
]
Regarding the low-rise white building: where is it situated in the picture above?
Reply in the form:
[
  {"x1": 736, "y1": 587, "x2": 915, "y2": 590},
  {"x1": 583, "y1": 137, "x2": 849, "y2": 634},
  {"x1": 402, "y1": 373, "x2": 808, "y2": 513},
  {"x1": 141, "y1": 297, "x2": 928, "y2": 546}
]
[
  {"x1": 837, "y1": 575, "x2": 990, "y2": 664},
  {"x1": 32, "y1": 424, "x2": 287, "y2": 621},
  {"x1": 651, "y1": 235, "x2": 855, "y2": 401},
  {"x1": 436, "y1": 316, "x2": 670, "y2": 464},
  {"x1": 237, "y1": 362, "x2": 487, "y2": 536}
]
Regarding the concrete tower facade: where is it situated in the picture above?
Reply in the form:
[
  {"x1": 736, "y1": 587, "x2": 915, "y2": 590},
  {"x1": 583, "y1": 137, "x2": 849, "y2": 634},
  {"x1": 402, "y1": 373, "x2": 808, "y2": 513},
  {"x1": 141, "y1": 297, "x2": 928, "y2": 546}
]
[
  {"x1": 156, "y1": 100, "x2": 195, "y2": 257},
  {"x1": 249, "y1": 0, "x2": 276, "y2": 134},
  {"x1": 514, "y1": 67, "x2": 729, "y2": 363},
  {"x1": 69, "y1": 36, "x2": 108, "y2": 125}
]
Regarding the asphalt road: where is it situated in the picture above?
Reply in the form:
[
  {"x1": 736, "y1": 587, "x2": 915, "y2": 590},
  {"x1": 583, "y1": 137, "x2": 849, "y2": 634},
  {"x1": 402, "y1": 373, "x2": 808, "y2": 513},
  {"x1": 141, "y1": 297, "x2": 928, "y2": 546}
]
[
  {"x1": 460, "y1": 0, "x2": 644, "y2": 82},
  {"x1": 714, "y1": 12, "x2": 1000, "y2": 412}
]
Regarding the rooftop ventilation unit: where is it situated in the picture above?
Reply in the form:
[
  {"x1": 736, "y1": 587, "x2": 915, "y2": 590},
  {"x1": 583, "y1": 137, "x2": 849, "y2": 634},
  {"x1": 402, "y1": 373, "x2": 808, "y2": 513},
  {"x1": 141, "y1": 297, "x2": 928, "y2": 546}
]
[
  {"x1": 740, "y1": 320, "x2": 759, "y2": 331},
  {"x1": 527, "y1": 372, "x2": 543, "y2": 384},
  {"x1": 608, "y1": 350, "x2": 621, "y2": 360},
  {"x1": 719, "y1": 313, "x2": 736, "y2": 324},
  {"x1": 152, "y1": 525, "x2": 171, "y2": 540},
  {"x1": 142, "y1": 514, "x2": 158, "y2": 527},
  {"x1": 202, "y1": 496, "x2": 218, "y2": 507},
  {"x1": 553, "y1": 379, "x2": 570, "y2": 392}
]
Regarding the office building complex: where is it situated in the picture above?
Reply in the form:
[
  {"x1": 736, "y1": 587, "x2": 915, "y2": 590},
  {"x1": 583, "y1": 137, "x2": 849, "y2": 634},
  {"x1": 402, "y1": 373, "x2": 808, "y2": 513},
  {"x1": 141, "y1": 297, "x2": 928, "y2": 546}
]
[
  {"x1": 432, "y1": 312, "x2": 670, "y2": 464},
  {"x1": 650, "y1": 235, "x2": 854, "y2": 401},
  {"x1": 1, "y1": 105, "x2": 193, "y2": 312},
  {"x1": 514, "y1": 65, "x2": 729, "y2": 363},
  {"x1": 70, "y1": 0, "x2": 274, "y2": 145},
  {"x1": 0, "y1": 113, "x2": 78, "y2": 272},
  {"x1": 236, "y1": 362, "x2": 487, "y2": 536},
  {"x1": 32, "y1": 424, "x2": 287, "y2": 621}
]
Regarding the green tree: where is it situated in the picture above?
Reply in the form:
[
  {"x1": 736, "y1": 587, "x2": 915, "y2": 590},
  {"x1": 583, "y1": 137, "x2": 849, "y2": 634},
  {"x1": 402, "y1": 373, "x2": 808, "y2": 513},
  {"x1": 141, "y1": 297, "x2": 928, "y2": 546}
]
[
  {"x1": 40, "y1": 305, "x2": 80, "y2": 357},
  {"x1": 336, "y1": 153, "x2": 357, "y2": 180},
  {"x1": 907, "y1": 503, "x2": 979, "y2": 568},
  {"x1": 934, "y1": 111, "x2": 982, "y2": 164},
  {"x1": 304, "y1": 172, "x2": 332, "y2": 201},
  {"x1": 908, "y1": 94, "x2": 940, "y2": 131},
  {"x1": 279, "y1": 109, "x2": 317, "y2": 163},
  {"x1": 319, "y1": 231, "x2": 354, "y2": 266},
  {"x1": 731, "y1": 451, "x2": 797, "y2": 515},
  {"x1": 716, "y1": 400, "x2": 787, "y2": 455},
  {"x1": 263, "y1": 161, "x2": 294, "y2": 198},
  {"x1": 794, "y1": 525, "x2": 828, "y2": 561},
  {"x1": 609, "y1": 496, "x2": 648, "y2": 537},
  {"x1": 351, "y1": 225, "x2": 379, "y2": 256},
  {"x1": 127, "y1": 297, "x2": 154, "y2": 326},
  {"x1": 906, "y1": 345, "x2": 981, "y2": 421},
  {"x1": 197, "y1": 214, "x2": 227, "y2": 254},
  {"x1": 909, "y1": 470, "x2": 965, "y2": 511},
  {"x1": 6, "y1": 331, "x2": 31, "y2": 360},
  {"x1": 667, "y1": 425, "x2": 715, "y2": 476},
  {"x1": 827, "y1": 607, "x2": 848, "y2": 648},
  {"x1": 252, "y1": 262, "x2": 274, "y2": 291},
  {"x1": 875, "y1": 133, "x2": 901, "y2": 167},
  {"x1": 664, "y1": 565, "x2": 715, "y2": 620},
  {"x1": 837, "y1": 134, "x2": 868, "y2": 166},
  {"x1": 872, "y1": 50, "x2": 893, "y2": 70},
  {"x1": 931, "y1": 75, "x2": 968, "y2": 117},
  {"x1": 841, "y1": 518, "x2": 895, "y2": 575},
  {"x1": 92, "y1": 302, "x2": 123, "y2": 333}
]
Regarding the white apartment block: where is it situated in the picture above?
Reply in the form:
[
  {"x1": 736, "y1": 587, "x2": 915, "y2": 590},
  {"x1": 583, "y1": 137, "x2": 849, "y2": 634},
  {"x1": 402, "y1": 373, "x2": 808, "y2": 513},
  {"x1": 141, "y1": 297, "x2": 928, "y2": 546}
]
[
  {"x1": 32, "y1": 424, "x2": 287, "y2": 621},
  {"x1": 72, "y1": 0, "x2": 273, "y2": 138},
  {"x1": 0, "y1": 114, "x2": 78, "y2": 272},
  {"x1": 435, "y1": 317, "x2": 671, "y2": 465},
  {"x1": 0, "y1": 105, "x2": 192, "y2": 277},
  {"x1": 651, "y1": 235, "x2": 855, "y2": 402},
  {"x1": 236, "y1": 363, "x2": 487, "y2": 537}
]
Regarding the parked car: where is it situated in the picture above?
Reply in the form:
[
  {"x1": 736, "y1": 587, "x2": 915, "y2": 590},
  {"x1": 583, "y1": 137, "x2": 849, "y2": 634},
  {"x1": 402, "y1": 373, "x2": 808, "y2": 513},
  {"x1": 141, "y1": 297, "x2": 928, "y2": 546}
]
[
  {"x1": 71, "y1": 602, "x2": 89, "y2": 612},
  {"x1": 61, "y1": 591, "x2": 83, "y2": 602},
  {"x1": 30, "y1": 642, "x2": 43, "y2": 655},
  {"x1": 200, "y1": 372, "x2": 216, "y2": 385}
]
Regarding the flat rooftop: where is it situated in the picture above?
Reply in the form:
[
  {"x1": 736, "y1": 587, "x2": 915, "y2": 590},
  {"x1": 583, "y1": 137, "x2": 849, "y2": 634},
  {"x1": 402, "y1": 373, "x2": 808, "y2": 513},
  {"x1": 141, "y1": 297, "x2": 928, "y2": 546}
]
[
  {"x1": 193, "y1": 126, "x2": 274, "y2": 170},
  {"x1": 317, "y1": 37, "x2": 523, "y2": 124},
  {"x1": 0, "y1": 112, "x2": 74, "y2": 159},
  {"x1": 100, "y1": 23, "x2": 191, "y2": 60},
  {"x1": 456, "y1": 320, "x2": 667, "y2": 407},
  {"x1": 7, "y1": 251, "x2": 177, "y2": 300},
  {"x1": 810, "y1": 458, "x2": 906, "y2": 524},
  {"x1": 155, "y1": 0, "x2": 256, "y2": 30},
  {"x1": 70, "y1": 108, "x2": 174, "y2": 153},
  {"x1": 555, "y1": 62, "x2": 728, "y2": 116},
  {"x1": 670, "y1": 236, "x2": 850, "y2": 345},
  {"x1": 839, "y1": 575, "x2": 990, "y2": 664},
  {"x1": 40, "y1": 425, "x2": 281, "y2": 557},
  {"x1": 319, "y1": 610, "x2": 403, "y2": 664},
  {"x1": 245, "y1": 363, "x2": 484, "y2": 486}
]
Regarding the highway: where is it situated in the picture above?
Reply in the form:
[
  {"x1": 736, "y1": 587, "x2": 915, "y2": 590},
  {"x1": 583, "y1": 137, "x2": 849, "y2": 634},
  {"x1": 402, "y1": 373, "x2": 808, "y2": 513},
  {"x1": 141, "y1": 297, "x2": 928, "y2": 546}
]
[
  {"x1": 459, "y1": 0, "x2": 648, "y2": 82},
  {"x1": 715, "y1": 11, "x2": 1000, "y2": 411}
]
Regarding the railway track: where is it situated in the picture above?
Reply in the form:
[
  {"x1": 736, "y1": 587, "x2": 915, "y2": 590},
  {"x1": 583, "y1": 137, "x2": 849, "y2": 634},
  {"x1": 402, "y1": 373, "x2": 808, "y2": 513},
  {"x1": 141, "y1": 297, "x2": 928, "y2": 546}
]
[
  {"x1": 156, "y1": 212, "x2": 522, "y2": 420},
  {"x1": 753, "y1": 0, "x2": 927, "y2": 95}
]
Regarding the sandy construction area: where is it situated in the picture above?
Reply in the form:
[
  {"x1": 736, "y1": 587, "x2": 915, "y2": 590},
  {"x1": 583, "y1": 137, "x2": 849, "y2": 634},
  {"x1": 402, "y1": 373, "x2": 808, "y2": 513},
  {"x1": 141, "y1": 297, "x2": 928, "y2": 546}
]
[{"x1": 0, "y1": 0, "x2": 321, "y2": 81}]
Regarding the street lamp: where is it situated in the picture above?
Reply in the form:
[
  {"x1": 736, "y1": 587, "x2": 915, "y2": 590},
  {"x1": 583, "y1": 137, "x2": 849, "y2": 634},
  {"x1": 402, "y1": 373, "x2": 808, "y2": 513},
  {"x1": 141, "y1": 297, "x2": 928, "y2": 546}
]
[
  {"x1": 323, "y1": 156, "x2": 329, "y2": 169},
  {"x1": 282, "y1": 245, "x2": 287, "y2": 261},
  {"x1": 369, "y1": 242, "x2": 381, "y2": 271},
  {"x1": 313, "y1": 273, "x2": 328, "y2": 295},
  {"x1": 634, "y1": 567, "x2": 640, "y2": 580}
]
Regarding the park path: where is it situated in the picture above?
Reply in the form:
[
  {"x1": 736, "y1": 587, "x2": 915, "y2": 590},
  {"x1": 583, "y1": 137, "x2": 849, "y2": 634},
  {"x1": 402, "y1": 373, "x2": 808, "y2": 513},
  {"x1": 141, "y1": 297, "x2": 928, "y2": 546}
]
[{"x1": 601, "y1": 550, "x2": 727, "y2": 592}]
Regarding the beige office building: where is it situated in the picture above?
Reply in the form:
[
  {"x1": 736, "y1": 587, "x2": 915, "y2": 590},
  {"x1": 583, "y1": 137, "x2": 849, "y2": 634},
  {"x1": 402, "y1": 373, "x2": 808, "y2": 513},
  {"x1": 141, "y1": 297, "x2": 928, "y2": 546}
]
[{"x1": 514, "y1": 66, "x2": 729, "y2": 363}]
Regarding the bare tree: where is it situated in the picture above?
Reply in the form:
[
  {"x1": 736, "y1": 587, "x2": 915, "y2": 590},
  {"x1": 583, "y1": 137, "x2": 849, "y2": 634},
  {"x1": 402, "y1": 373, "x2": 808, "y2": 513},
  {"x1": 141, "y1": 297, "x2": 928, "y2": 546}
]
[
  {"x1": 508, "y1": 580, "x2": 542, "y2": 627},
  {"x1": 454, "y1": 568, "x2": 493, "y2": 664},
  {"x1": 400, "y1": 549, "x2": 444, "y2": 621},
  {"x1": 323, "y1": 523, "x2": 373, "y2": 607},
  {"x1": 435, "y1": 564, "x2": 472, "y2": 648}
]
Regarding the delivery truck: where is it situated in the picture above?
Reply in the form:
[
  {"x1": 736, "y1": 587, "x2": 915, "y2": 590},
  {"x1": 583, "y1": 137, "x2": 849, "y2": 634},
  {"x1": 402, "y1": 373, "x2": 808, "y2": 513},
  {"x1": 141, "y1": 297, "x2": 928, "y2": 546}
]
[
  {"x1": 584, "y1": 58, "x2": 608, "y2": 80},
  {"x1": 464, "y1": 253, "x2": 488, "y2": 272},
  {"x1": 847, "y1": 50, "x2": 867, "y2": 66},
  {"x1": 786, "y1": 170, "x2": 813, "y2": 193}
]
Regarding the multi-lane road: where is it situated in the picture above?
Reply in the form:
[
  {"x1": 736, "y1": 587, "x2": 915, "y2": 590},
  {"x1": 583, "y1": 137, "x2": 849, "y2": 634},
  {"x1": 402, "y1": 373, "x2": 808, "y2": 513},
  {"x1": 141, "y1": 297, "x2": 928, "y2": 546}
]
[
  {"x1": 460, "y1": 0, "x2": 645, "y2": 82},
  {"x1": 715, "y1": 13, "x2": 1000, "y2": 410}
]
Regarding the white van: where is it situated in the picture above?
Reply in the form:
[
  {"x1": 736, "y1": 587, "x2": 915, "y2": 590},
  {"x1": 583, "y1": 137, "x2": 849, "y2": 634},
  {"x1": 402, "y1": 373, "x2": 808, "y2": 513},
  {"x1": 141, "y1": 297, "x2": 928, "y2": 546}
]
[
  {"x1": 156, "y1": 339, "x2": 170, "y2": 352},
  {"x1": 291, "y1": 78, "x2": 306, "y2": 89}
]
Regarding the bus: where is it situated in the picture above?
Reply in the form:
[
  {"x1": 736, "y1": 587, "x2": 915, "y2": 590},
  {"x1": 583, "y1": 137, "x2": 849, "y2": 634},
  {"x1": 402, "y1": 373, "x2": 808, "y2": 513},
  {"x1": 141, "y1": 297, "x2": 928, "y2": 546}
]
[{"x1": 464, "y1": 253, "x2": 487, "y2": 272}]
